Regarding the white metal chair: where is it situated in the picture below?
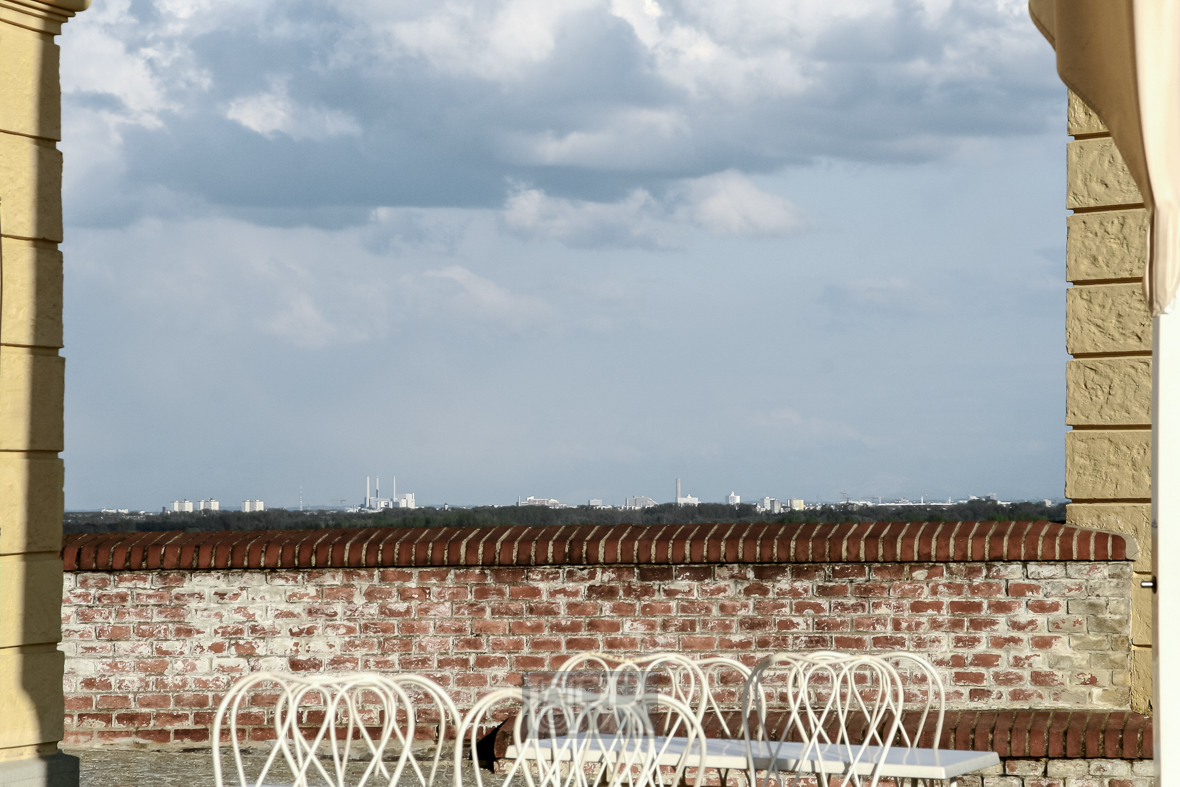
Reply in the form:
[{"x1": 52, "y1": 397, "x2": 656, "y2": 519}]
[
  {"x1": 693, "y1": 656, "x2": 754, "y2": 739},
  {"x1": 742, "y1": 651, "x2": 978, "y2": 787},
  {"x1": 878, "y1": 652, "x2": 945, "y2": 753},
  {"x1": 544, "y1": 652, "x2": 751, "y2": 737},
  {"x1": 742, "y1": 652, "x2": 905, "y2": 787},
  {"x1": 212, "y1": 671, "x2": 461, "y2": 787},
  {"x1": 534, "y1": 652, "x2": 752, "y2": 787},
  {"x1": 456, "y1": 683, "x2": 709, "y2": 787}
]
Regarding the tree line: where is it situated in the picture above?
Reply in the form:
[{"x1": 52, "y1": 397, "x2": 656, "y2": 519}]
[{"x1": 63, "y1": 499, "x2": 1067, "y2": 535}]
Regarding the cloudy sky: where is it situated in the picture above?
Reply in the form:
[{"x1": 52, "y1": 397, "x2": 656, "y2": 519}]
[{"x1": 59, "y1": 0, "x2": 1066, "y2": 510}]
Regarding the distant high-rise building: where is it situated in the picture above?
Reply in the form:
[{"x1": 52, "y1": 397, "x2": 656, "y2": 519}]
[
  {"x1": 242, "y1": 500, "x2": 265, "y2": 512},
  {"x1": 757, "y1": 497, "x2": 782, "y2": 514},
  {"x1": 675, "y1": 478, "x2": 699, "y2": 506},
  {"x1": 360, "y1": 475, "x2": 415, "y2": 511},
  {"x1": 171, "y1": 499, "x2": 194, "y2": 513},
  {"x1": 521, "y1": 496, "x2": 562, "y2": 508},
  {"x1": 197, "y1": 499, "x2": 219, "y2": 511},
  {"x1": 726, "y1": 492, "x2": 740, "y2": 505},
  {"x1": 787, "y1": 499, "x2": 805, "y2": 511},
  {"x1": 623, "y1": 496, "x2": 657, "y2": 509}
]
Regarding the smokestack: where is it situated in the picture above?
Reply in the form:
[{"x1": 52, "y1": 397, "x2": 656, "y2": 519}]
[
  {"x1": 376, "y1": 476, "x2": 380, "y2": 501},
  {"x1": 676, "y1": 478, "x2": 681, "y2": 503}
]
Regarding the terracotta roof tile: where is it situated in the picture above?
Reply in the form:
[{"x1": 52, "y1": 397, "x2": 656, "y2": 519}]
[{"x1": 61, "y1": 520, "x2": 1136, "y2": 572}]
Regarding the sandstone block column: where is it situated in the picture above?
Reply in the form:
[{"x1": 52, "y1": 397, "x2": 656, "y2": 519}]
[
  {"x1": 1064, "y1": 92, "x2": 1154, "y2": 712},
  {"x1": 0, "y1": 2, "x2": 88, "y2": 786}
]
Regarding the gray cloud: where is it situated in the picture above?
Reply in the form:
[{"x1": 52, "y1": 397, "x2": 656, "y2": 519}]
[{"x1": 61, "y1": 0, "x2": 1061, "y2": 228}]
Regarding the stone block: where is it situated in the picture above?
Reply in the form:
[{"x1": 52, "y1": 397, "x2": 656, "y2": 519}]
[
  {"x1": 1005, "y1": 760, "x2": 1046, "y2": 777},
  {"x1": 0, "y1": 349, "x2": 63, "y2": 452},
  {"x1": 981, "y1": 777, "x2": 1020, "y2": 787},
  {"x1": 1048, "y1": 761, "x2": 1089, "y2": 778},
  {"x1": 1067, "y1": 137, "x2": 1143, "y2": 209},
  {"x1": 1066, "y1": 358, "x2": 1151, "y2": 426},
  {"x1": 1104, "y1": 563, "x2": 1133, "y2": 579},
  {"x1": 1065, "y1": 598, "x2": 1106, "y2": 616},
  {"x1": 0, "y1": 455, "x2": 63, "y2": 556},
  {"x1": 1089, "y1": 759, "x2": 1131, "y2": 777},
  {"x1": 0, "y1": 554, "x2": 63, "y2": 647},
  {"x1": 0, "y1": 24, "x2": 60, "y2": 141},
  {"x1": 1067, "y1": 210, "x2": 1147, "y2": 282},
  {"x1": 1066, "y1": 284, "x2": 1152, "y2": 355},
  {"x1": 0, "y1": 133, "x2": 62, "y2": 243},
  {"x1": 1068, "y1": 91, "x2": 1107, "y2": 136},
  {"x1": 1131, "y1": 580, "x2": 1152, "y2": 647},
  {"x1": 0, "y1": 240, "x2": 62, "y2": 349},
  {"x1": 0, "y1": 752, "x2": 78, "y2": 787},
  {"x1": 0, "y1": 649, "x2": 65, "y2": 750},
  {"x1": 1090, "y1": 616, "x2": 1128, "y2": 634},
  {"x1": 1070, "y1": 634, "x2": 1111, "y2": 651},
  {"x1": 1090, "y1": 651, "x2": 1128, "y2": 670},
  {"x1": 1092, "y1": 687, "x2": 1131, "y2": 705},
  {"x1": 1065, "y1": 430, "x2": 1151, "y2": 500},
  {"x1": 1066, "y1": 503, "x2": 1151, "y2": 571},
  {"x1": 1028, "y1": 564, "x2": 1067, "y2": 579},
  {"x1": 1128, "y1": 646, "x2": 1146, "y2": 712},
  {"x1": 1133, "y1": 760, "x2": 1154, "y2": 776},
  {"x1": 1048, "y1": 653, "x2": 1091, "y2": 670}
]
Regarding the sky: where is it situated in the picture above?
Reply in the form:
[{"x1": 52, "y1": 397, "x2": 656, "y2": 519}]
[{"x1": 58, "y1": 0, "x2": 1068, "y2": 511}]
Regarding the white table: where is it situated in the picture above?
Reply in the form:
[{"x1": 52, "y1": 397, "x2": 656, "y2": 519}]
[{"x1": 507, "y1": 735, "x2": 999, "y2": 783}]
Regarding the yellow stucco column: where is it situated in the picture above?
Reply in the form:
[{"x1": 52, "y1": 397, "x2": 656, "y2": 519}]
[
  {"x1": 1063, "y1": 92, "x2": 1154, "y2": 713},
  {"x1": 0, "y1": 1, "x2": 88, "y2": 786}
]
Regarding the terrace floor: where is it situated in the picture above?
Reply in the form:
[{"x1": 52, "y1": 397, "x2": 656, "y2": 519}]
[{"x1": 67, "y1": 747, "x2": 486, "y2": 787}]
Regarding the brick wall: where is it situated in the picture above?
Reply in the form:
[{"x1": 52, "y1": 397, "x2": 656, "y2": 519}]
[
  {"x1": 967, "y1": 758, "x2": 1154, "y2": 787},
  {"x1": 57, "y1": 521, "x2": 1149, "y2": 775},
  {"x1": 61, "y1": 558, "x2": 1137, "y2": 745}
]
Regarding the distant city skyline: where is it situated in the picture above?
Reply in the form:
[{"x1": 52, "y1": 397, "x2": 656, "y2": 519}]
[{"x1": 88, "y1": 485, "x2": 1063, "y2": 514}]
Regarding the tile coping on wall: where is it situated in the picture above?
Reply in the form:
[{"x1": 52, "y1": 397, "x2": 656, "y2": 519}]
[{"x1": 62, "y1": 521, "x2": 1134, "y2": 572}]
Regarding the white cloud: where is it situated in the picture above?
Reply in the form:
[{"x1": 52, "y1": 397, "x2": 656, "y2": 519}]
[
  {"x1": 502, "y1": 170, "x2": 805, "y2": 247},
  {"x1": 609, "y1": 0, "x2": 810, "y2": 100},
  {"x1": 404, "y1": 266, "x2": 555, "y2": 332},
  {"x1": 502, "y1": 186, "x2": 669, "y2": 248},
  {"x1": 251, "y1": 255, "x2": 372, "y2": 348},
  {"x1": 261, "y1": 289, "x2": 345, "y2": 349},
  {"x1": 501, "y1": 108, "x2": 691, "y2": 170},
  {"x1": 60, "y1": 0, "x2": 183, "y2": 129},
  {"x1": 609, "y1": 0, "x2": 663, "y2": 47},
  {"x1": 371, "y1": 0, "x2": 600, "y2": 81},
  {"x1": 227, "y1": 80, "x2": 361, "y2": 141},
  {"x1": 672, "y1": 170, "x2": 806, "y2": 236},
  {"x1": 68, "y1": 214, "x2": 570, "y2": 355}
]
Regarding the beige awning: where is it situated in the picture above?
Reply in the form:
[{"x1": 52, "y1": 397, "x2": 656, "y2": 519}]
[{"x1": 1030, "y1": 0, "x2": 1180, "y2": 315}]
